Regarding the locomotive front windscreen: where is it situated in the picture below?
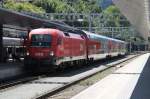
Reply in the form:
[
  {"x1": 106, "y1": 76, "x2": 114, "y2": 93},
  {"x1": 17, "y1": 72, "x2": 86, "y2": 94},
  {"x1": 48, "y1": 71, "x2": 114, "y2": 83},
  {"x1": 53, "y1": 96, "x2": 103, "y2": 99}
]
[{"x1": 31, "y1": 34, "x2": 51, "y2": 47}]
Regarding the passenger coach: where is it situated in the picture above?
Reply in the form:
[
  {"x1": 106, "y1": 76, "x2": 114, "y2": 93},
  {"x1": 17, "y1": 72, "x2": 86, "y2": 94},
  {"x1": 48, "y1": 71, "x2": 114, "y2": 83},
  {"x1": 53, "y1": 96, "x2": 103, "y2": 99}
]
[{"x1": 83, "y1": 30, "x2": 126, "y2": 61}]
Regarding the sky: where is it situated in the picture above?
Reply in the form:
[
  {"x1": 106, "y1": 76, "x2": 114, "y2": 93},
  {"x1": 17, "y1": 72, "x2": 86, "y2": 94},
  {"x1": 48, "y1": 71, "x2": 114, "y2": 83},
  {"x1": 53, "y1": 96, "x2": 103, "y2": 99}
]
[{"x1": 100, "y1": 0, "x2": 113, "y2": 10}]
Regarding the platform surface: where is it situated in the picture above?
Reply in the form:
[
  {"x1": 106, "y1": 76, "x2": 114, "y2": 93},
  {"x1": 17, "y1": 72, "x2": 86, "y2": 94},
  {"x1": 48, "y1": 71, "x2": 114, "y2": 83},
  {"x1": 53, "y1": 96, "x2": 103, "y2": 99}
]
[{"x1": 71, "y1": 53, "x2": 150, "y2": 99}]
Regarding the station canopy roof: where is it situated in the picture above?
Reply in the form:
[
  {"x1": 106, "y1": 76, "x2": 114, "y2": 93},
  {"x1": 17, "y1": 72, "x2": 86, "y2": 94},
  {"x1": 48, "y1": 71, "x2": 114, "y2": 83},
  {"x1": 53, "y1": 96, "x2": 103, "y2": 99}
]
[{"x1": 0, "y1": 8, "x2": 79, "y2": 32}]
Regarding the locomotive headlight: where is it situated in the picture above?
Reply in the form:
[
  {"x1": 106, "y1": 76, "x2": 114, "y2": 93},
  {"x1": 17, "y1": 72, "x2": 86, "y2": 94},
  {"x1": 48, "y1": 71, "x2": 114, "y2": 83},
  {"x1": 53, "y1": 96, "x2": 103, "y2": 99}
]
[
  {"x1": 26, "y1": 52, "x2": 29, "y2": 56},
  {"x1": 50, "y1": 51, "x2": 54, "y2": 56}
]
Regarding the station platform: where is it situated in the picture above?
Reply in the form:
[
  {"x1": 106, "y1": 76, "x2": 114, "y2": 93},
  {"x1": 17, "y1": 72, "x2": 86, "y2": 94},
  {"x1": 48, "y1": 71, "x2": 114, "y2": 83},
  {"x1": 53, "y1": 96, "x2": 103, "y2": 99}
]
[{"x1": 71, "y1": 53, "x2": 150, "y2": 99}]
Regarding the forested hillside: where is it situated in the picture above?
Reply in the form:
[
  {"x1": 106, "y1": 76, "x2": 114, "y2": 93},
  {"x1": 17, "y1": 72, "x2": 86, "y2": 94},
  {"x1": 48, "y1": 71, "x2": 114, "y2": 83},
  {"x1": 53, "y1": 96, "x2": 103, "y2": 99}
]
[{"x1": 3, "y1": 0, "x2": 103, "y2": 13}]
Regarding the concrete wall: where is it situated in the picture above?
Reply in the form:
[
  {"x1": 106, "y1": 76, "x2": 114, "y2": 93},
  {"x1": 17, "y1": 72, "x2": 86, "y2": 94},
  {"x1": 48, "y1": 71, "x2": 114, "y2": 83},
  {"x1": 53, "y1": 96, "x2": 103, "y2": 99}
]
[{"x1": 113, "y1": 0, "x2": 150, "y2": 40}]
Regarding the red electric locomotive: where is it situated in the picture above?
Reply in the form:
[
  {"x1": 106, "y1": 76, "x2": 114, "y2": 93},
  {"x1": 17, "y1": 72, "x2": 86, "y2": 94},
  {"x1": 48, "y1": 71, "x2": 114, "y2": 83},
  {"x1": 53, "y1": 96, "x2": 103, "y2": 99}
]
[{"x1": 24, "y1": 28, "x2": 87, "y2": 68}]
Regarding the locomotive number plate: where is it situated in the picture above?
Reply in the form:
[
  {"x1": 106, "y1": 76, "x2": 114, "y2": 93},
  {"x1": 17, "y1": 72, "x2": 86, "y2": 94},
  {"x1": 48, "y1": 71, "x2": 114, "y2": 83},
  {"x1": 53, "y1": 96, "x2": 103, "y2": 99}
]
[{"x1": 35, "y1": 52, "x2": 44, "y2": 56}]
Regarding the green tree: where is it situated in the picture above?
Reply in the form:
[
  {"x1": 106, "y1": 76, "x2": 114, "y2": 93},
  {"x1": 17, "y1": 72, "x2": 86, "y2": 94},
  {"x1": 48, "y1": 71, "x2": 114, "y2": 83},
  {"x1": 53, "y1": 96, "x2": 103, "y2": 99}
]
[
  {"x1": 4, "y1": 0, "x2": 45, "y2": 13},
  {"x1": 33, "y1": 0, "x2": 101, "y2": 13},
  {"x1": 103, "y1": 5, "x2": 130, "y2": 27},
  {"x1": 103, "y1": 5, "x2": 120, "y2": 27},
  {"x1": 103, "y1": 5, "x2": 120, "y2": 14},
  {"x1": 72, "y1": 0, "x2": 101, "y2": 13},
  {"x1": 33, "y1": 0, "x2": 74, "y2": 13}
]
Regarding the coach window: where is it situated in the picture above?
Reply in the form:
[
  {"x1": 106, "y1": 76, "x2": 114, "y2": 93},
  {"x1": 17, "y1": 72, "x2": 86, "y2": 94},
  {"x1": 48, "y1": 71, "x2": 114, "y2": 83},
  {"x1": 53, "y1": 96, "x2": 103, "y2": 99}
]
[
  {"x1": 101, "y1": 40, "x2": 105, "y2": 53},
  {"x1": 64, "y1": 32, "x2": 70, "y2": 36}
]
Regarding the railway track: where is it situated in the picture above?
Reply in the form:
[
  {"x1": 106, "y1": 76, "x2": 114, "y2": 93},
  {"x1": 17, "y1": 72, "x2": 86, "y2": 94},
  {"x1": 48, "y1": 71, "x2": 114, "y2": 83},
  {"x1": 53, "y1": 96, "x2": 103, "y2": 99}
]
[
  {"x1": 0, "y1": 75, "x2": 44, "y2": 90},
  {"x1": 0, "y1": 54, "x2": 140, "y2": 99}
]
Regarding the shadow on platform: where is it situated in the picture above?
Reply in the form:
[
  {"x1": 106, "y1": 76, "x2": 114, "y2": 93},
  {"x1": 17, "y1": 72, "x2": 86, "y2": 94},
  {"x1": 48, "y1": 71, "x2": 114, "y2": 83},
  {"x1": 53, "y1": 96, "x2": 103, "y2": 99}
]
[{"x1": 131, "y1": 56, "x2": 150, "y2": 99}]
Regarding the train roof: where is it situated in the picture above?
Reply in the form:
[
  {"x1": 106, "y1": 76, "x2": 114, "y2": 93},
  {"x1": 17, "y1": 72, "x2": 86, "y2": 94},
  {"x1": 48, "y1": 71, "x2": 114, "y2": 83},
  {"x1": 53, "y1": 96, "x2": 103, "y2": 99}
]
[
  {"x1": 3, "y1": 37, "x2": 23, "y2": 47},
  {"x1": 82, "y1": 30, "x2": 125, "y2": 43}
]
